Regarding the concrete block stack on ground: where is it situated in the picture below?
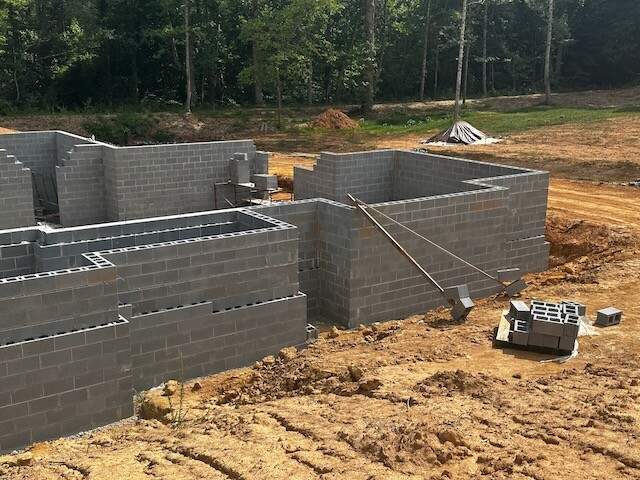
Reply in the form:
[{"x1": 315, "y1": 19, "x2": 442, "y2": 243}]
[
  {"x1": 505, "y1": 300, "x2": 584, "y2": 352},
  {"x1": 0, "y1": 138, "x2": 551, "y2": 451}
]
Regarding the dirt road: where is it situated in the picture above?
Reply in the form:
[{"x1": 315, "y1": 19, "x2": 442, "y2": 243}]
[{"x1": 2, "y1": 176, "x2": 639, "y2": 479}]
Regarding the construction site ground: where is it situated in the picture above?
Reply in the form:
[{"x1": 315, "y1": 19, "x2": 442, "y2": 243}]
[{"x1": 1, "y1": 90, "x2": 640, "y2": 479}]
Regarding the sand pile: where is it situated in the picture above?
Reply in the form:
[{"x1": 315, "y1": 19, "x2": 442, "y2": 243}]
[{"x1": 312, "y1": 109, "x2": 359, "y2": 129}]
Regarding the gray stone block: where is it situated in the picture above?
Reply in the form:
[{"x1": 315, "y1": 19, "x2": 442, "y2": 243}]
[
  {"x1": 558, "y1": 335, "x2": 576, "y2": 352},
  {"x1": 528, "y1": 332, "x2": 560, "y2": 349},
  {"x1": 252, "y1": 174, "x2": 278, "y2": 191},
  {"x1": 531, "y1": 312, "x2": 564, "y2": 337},
  {"x1": 508, "y1": 300, "x2": 530, "y2": 321},
  {"x1": 497, "y1": 268, "x2": 522, "y2": 282},
  {"x1": 596, "y1": 307, "x2": 622, "y2": 327}
]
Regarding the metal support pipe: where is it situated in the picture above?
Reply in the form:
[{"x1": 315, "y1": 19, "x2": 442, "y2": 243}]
[
  {"x1": 351, "y1": 195, "x2": 506, "y2": 288},
  {"x1": 348, "y1": 194, "x2": 446, "y2": 296}
]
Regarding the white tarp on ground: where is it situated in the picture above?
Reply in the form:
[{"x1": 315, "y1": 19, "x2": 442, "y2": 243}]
[{"x1": 422, "y1": 121, "x2": 500, "y2": 146}]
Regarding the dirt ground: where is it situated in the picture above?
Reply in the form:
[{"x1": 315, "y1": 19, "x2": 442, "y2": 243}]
[
  {"x1": 269, "y1": 115, "x2": 640, "y2": 183},
  {"x1": 2, "y1": 89, "x2": 640, "y2": 479}
]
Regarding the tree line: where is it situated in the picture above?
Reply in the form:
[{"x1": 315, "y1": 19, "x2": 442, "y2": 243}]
[{"x1": 0, "y1": 0, "x2": 637, "y2": 112}]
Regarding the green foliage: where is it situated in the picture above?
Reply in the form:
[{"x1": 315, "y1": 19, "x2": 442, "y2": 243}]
[
  {"x1": 0, "y1": 0, "x2": 636, "y2": 111},
  {"x1": 83, "y1": 113, "x2": 157, "y2": 145}
]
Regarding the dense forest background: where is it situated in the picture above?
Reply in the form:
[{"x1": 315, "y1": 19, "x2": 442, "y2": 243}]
[{"x1": 0, "y1": 0, "x2": 638, "y2": 112}]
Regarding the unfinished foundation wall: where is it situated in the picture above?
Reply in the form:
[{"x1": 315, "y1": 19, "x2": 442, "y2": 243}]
[
  {"x1": 104, "y1": 140, "x2": 260, "y2": 221},
  {"x1": 0, "y1": 150, "x2": 35, "y2": 229},
  {"x1": 346, "y1": 188, "x2": 511, "y2": 327},
  {"x1": 0, "y1": 132, "x2": 57, "y2": 180},
  {"x1": 294, "y1": 150, "x2": 395, "y2": 204},
  {"x1": 0, "y1": 319, "x2": 132, "y2": 453},
  {"x1": 129, "y1": 294, "x2": 306, "y2": 390},
  {"x1": 249, "y1": 201, "x2": 321, "y2": 319},
  {"x1": 56, "y1": 144, "x2": 108, "y2": 227}
]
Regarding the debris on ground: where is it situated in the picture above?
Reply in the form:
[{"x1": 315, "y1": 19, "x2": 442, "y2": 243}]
[{"x1": 311, "y1": 109, "x2": 360, "y2": 129}]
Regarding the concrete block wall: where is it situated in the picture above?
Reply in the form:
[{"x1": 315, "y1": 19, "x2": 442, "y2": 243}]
[
  {"x1": 294, "y1": 150, "x2": 395, "y2": 204},
  {"x1": 56, "y1": 144, "x2": 108, "y2": 227},
  {"x1": 0, "y1": 318, "x2": 132, "y2": 453},
  {"x1": 0, "y1": 264, "x2": 119, "y2": 344},
  {"x1": 0, "y1": 132, "x2": 57, "y2": 180},
  {"x1": 346, "y1": 189, "x2": 510, "y2": 326},
  {"x1": 250, "y1": 200, "x2": 321, "y2": 319},
  {"x1": 0, "y1": 242, "x2": 35, "y2": 278},
  {"x1": 101, "y1": 225, "x2": 299, "y2": 316},
  {"x1": 0, "y1": 150, "x2": 35, "y2": 229},
  {"x1": 103, "y1": 140, "x2": 259, "y2": 221},
  {"x1": 130, "y1": 294, "x2": 306, "y2": 390}
]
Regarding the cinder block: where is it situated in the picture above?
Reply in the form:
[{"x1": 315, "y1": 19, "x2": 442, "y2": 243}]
[
  {"x1": 563, "y1": 314, "x2": 580, "y2": 338},
  {"x1": 528, "y1": 332, "x2": 560, "y2": 349},
  {"x1": 497, "y1": 268, "x2": 521, "y2": 282},
  {"x1": 444, "y1": 284, "x2": 470, "y2": 301},
  {"x1": 252, "y1": 174, "x2": 278, "y2": 191},
  {"x1": 508, "y1": 300, "x2": 530, "y2": 321},
  {"x1": 229, "y1": 153, "x2": 250, "y2": 184},
  {"x1": 531, "y1": 312, "x2": 564, "y2": 337},
  {"x1": 561, "y1": 300, "x2": 586, "y2": 317},
  {"x1": 596, "y1": 307, "x2": 622, "y2": 327},
  {"x1": 509, "y1": 319, "x2": 529, "y2": 346},
  {"x1": 558, "y1": 335, "x2": 576, "y2": 352}
]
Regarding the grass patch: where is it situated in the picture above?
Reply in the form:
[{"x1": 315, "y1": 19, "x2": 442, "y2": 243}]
[{"x1": 354, "y1": 106, "x2": 632, "y2": 138}]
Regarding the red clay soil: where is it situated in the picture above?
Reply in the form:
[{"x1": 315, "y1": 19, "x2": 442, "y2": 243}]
[{"x1": 311, "y1": 109, "x2": 360, "y2": 130}]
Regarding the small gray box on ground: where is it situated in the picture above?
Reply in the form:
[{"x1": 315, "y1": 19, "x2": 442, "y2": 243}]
[{"x1": 596, "y1": 307, "x2": 622, "y2": 327}]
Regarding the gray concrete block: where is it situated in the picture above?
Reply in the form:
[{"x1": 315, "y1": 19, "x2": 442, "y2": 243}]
[
  {"x1": 528, "y1": 332, "x2": 560, "y2": 349},
  {"x1": 596, "y1": 307, "x2": 622, "y2": 327},
  {"x1": 558, "y1": 335, "x2": 576, "y2": 352},
  {"x1": 508, "y1": 300, "x2": 530, "y2": 321},
  {"x1": 531, "y1": 312, "x2": 564, "y2": 337}
]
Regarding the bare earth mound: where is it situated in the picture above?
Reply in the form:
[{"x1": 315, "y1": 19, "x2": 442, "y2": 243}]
[{"x1": 311, "y1": 109, "x2": 359, "y2": 129}]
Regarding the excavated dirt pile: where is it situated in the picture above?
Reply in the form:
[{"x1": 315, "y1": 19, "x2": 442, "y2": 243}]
[{"x1": 311, "y1": 109, "x2": 360, "y2": 129}]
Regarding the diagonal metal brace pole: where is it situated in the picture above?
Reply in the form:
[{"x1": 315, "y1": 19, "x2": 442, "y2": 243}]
[
  {"x1": 350, "y1": 195, "x2": 525, "y2": 296},
  {"x1": 348, "y1": 194, "x2": 474, "y2": 321},
  {"x1": 347, "y1": 194, "x2": 446, "y2": 297}
]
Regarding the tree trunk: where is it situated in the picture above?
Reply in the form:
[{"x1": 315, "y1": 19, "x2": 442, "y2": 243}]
[
  {"x1": 434, "y1": 37, "x2": 439, "y2": 98},
  {"x1": 544, "y1": 0, "x2": 554, "y2": 105},
  {"x1": 129, "y1": 49, "x2": 139, "y2": 103},
  {"x1": 419, "y1": 0, "x2": 432, "y2": 101},
  {"x1": 463, "y1": 40, "x2": 470, "y2": 105},
  {"x1": 307, "y1": 61, "x2": 313, "y2": 105},
  {"x1": 185, "y1": 0, "x2": 193, "y2": 113},
  {"x1": 253, "y1": 43, "x2": 264, "y2": 106},
  {"x1": 276, "y1": 67, "x2": 283, "y2": 129},
  {"x1": 363, "y1": 0, "x2": 376, "y2": 113},
  {"x1": 453, "y1": 0, "x2": 468, "y2": 123},
  {"x1": 482, "y1": 0, "x2": 488, "y2": 97}
]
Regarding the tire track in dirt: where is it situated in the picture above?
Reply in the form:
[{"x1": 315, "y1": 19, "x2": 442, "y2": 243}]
[{"x1": 548, "y1": 179, "x2": 640, "y2": 230}]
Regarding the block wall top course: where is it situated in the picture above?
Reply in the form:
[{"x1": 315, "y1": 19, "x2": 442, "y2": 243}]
[{"x1": 0, "y1": 315, "x2": 127, "y2": 349}]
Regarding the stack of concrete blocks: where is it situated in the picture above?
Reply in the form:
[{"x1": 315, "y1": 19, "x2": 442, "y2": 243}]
[
  {"x1": 596, "y1": 307, "x2": 622, "y2": 327},
  {"x1": 230, "y1": 153, "x2": 251, "y2": 185},
  {"x1": 507, "y1": 300, "x2": 583, "y2": 352}
]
